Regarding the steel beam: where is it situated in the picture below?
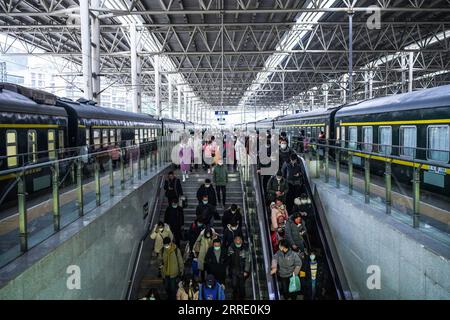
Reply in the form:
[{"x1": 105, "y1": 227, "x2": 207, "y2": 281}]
[
  {"x1": 80, "y1": 0, "x2": 93, "y2": 100},
  {"x1": 155, "y1": 55, "x2": 161, "y2": 117}
]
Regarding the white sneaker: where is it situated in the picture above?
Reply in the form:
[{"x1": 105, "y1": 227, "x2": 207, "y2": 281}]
[
  {"x1": 207, "y1": 169, "x2": 211, "y2": 174},
  {"x1": 186, "y1": 173, "x2": 189, "y2": 179},
  {"x1": 182, "y1": 175, "x2": 186, "y2": 182}
]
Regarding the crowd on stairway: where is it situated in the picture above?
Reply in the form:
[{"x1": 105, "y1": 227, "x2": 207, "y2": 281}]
[{"x1": 144, "y1": 130, "x2": 250, "y2": 301}]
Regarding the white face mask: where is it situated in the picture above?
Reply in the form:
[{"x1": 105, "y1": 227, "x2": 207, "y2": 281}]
[
  {"x1": 280, "y1": 144, "x2": 287, "y2": 150},
  {"x1": 310, "y1": 254, "x2": 316, "y2": 261},
  {"x1": 164, "y1": 245, "x2": 170, "y2": 249}
]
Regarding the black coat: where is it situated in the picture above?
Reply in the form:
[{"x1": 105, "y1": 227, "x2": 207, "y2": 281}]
[
  {"x1": 164, "y1": 206, "x2": 184, "y2": 233},
  {"x1": 279, "y1": 147, "x2": 293, "y2": 169},
  {"x1": 195, "y1": 203, "x2": 218, "y2": 225},
  {"x1": 164, "y1": 178, "x2": 183, "y2": 201},
  {"x1": 222, "y1": 208, "x2": 243, "y2": 229},
  {"x1": 222, "y1": 225, "x2": 244, "y2": 248},
  {"x1": 281, "y1": 162, "x2": 303, "y2": 186},
  {"x1": 196, "y1": 184, "x2": 217, "y2": 206},
  {"x1": 204, "y1": 246, "x2": 228, "y2": 282}
]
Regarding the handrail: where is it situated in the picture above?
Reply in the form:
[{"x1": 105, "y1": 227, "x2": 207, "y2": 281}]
[
  {"x1": 125, "y1": 174, "x2": 165, "y2": 300},
  {"x1": 298, "y1": 155, "x2": 352, "y2": 300},
  {"x1": 239, "y1": 166, "x2": 258, "y2": 300},
  {"x1": 250, "y1": 164, "x2": 280, "y2": 300}
]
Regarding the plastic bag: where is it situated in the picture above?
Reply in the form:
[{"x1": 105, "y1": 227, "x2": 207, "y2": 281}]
[{"x1": 288, "y1": 273, "x2": 301, "y2": 293}]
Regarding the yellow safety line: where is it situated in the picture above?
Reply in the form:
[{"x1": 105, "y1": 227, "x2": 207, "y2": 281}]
[
  {"x1": 340, "y1": 119, "x2": 450, "y2": 126},
  {"x1": 0, "y1": 124, "x2": 60, "y2": 129},
  {"x1": 352, "y1": 152, "x2": 450, "y2": 174}
]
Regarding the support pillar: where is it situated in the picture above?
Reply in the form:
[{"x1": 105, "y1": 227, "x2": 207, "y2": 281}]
[
  {"x1": 91, "y1": 0, "x2": 101, "y2": 104},
  {"x1": 369, "y1": 70, "x2": 373, "y2": 98},
  {"x1": 168, "y1": 75, "x2": 173, "y2": 118},
  {"x1": 348, "y1": 11, "x2": 354, "y2": 102},
  {"x1": 80, "y1": 0, "x2": 93, "y2": 100},
  {"x1": 131, "y1": 24, "x2": 141, "y2": 113},
  {"x1": 401, "y1": 54, "x2": 407, "y2": 93},
  {"x1": 409, "y1": 52, "x2": 414, "y2": 92},
  {"x1": 154, "y1": 55, "x2": 161, "y2": 117},
  {"x1": 177, "y1": 82, "x2": 182, "y2": 120},
  {"x1": 184, "y1": 88, "x2": 188, "y2": 121}
]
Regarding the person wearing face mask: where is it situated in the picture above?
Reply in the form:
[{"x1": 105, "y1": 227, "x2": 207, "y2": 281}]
[
  {"x1": 270, "y1": 239, "x2": 302, "y2": 300},
  {"x1": 285, "y1": 212, "x2": 308, "y2": 257},
  {"x1": 213, "y1": 159, "x2": 228, "y2": 207},
  {"x1": 195, "y1": 195, "x2": 219, "y2": 226},
  {"x1": 188, "y1": 217, "x2": 206, "y2": 254},
  {"x1": 204, "y1": 238, "x2": 228, "y2": 285},
  {"x1": 197, "y1": 178, "x2": 218, "y2": 208},
  {"x1": 193, "y1": 227, "x2": 218, "y2": 282},
  {"x1": 266, "y1": 171, "x2": 289, "y2": 204},
  {"x1": 161, "y1": 237, "x2": 184, "y2": 300},
  {"x1": 228, "y1": 236, "x2": 251, "y2": 300},
  {"x1": 223, "y1": 219, "x2": 243, "y2": 248},
  {"x1": 282, "y1": 153, "x2": 303, "y2": 213},
  {"x1": 150, "y1": 221, "x2": 174, "y2": 259},
  {"x1": 164, "y1": 171, "x2": 183, "y2": 204},
  {"x1": 198, "y1": 274, "x2": 225, "y2": 300},
  {"x1": 270, "y1": 198, "x2": 289, "y2": 253},
  {"x1": 164, "y1": 198, "x2": 185, "y2": 248},
  {"x1": 279, "y1": 138, "x2": 293, "y2": 170},
  {"x1": 222, "y1": 204, "x2": 243, "y2": 230},
  {"x1": 176, "y1": 276, "x2": 199, "y2": 300}
]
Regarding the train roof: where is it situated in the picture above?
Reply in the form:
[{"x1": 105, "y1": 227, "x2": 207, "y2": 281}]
[
  {"x1": 336, "y1": 85, "x2": 450, "y2": 117},
  {"x1": 57, "y1": 97, "x2": 160, "y2": 124},
  {"x1": 276, "y1": 107, "x2": 342, "y2": 123},
  {"x1": 0, "y1": 83, "x2": 67, "y2": 117}
]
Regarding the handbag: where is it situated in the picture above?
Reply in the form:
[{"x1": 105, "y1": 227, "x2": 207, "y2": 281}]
[
  {"x1": 179, "y1": 196, "x2": 187, "y2": 208},
  {"x1": 288, "y1": 273, "x2": 301, "y2": 293}
]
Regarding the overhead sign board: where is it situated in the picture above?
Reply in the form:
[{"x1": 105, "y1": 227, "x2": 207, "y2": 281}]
[{"x1": 215, "y1": 111, "x2": 228, "y2": 116}]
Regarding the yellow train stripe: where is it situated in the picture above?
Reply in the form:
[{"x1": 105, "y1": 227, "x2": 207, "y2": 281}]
[
  {"x1": 78, "y1": 125, "x2": 86, "y2": 128},
  {"x1": 0, "y1": 168, "x2": 43, "y2": 181},
  {"x1": 352, "y1": 152, "x2": 450, "y2": 174},
  {"x1": 0, "y1": 124, "x2": 60, "y2": 129},
  {"x1": 340, "y1": 119, "x2": 450, "y2": 126},
  {"x1": 285, "y1": 123, "x2": 325, "y2": 127}
]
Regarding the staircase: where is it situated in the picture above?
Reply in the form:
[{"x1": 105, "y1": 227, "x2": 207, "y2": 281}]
[{"x1": 136, "y1": 166, "x2": 249, "y2": 300}]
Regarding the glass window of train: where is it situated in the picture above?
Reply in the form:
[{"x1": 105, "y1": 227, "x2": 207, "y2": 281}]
[
  {"x1": 427, "y1": 125, "x2": 449, "y2": 162},
  {"x1": 85, "y1": 128, "x2": 90, "y2": 146},
  {"x1": 340, "y1": 126, "x2": 346, "y2": 148},
  {"x1": 27, "y1": 130, "x2": 37, "y2": 164},
  {"x1": 379, "y1": 126, "x2": 392, "y2": 155},
  {"x1": 110, "y1": 129, "x2": 116, "y2": 144},
  {"x1": 140, "y1": 128, "x2": 144, "y2": 143},
  {"x1": 93, "y1": 129, "x2": 101, "y2": 149},
  {"x1": 58, "y1": 130, "x2": 64, "y2": 150},
  {"x1": 348, "y1": 126, "x2": 357, "y2": 150},
  {"x1": 362, "y1": 126, "x2": 373, "y2": 152},
  {"x1": 336, "y1": 126, "x2": 340, "y2": 142},
  {"x1": 399, "y1": 126, "x2": 417, "y2": 158},
  {"x1": 144, "y1": 129, "x2": 148, "y2": 142},
  {"x1": 102, "y1": 129, "x2": 108, "y2": 148},
  {"x1": 48, "y1": 130, "x2": 56, "y2": 160},
  {"x1": 134, "y1": 129, "x2": 139, "y2": 145},
  {"x1": 6, "y1": 130, "x2": 18, "y2": 168},
  {"x1": 117, "y1": 129, "x2": 121, "y2": 142}
]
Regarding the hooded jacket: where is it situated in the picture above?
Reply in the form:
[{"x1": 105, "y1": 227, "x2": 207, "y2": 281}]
[
  {"x1": 270, "y1": 202, "x2": 289, "y2": 232},
  {"x1": 271, "y1": 249, "x2": 302, "y2": 278},
  {"x1": 266, "y1": 176, "x2": 289, "y2": 202},
  {"x1": 281, "y1": 161, "x2": 303, "y2": 186},
  {"x1": 150, "y1": 223, "x2": 174, "y2": 254},
  {"x1": 285, "y1": 216, "x2": 307, "y2": 252},
  {"x1": 161, "y1": 243, "x2": 184, "y2": 279},
  {"x1": 228, "y1": 243, "x2": 251, "y2": 274},
  {"x1": 193, "y1": 228, "x2": 218, "y2": 270},
  {"x1": 196, "y1": 184, "x2": 218, "y2": 206}
]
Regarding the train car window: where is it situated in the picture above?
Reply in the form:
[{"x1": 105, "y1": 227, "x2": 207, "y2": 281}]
[
  {"x1": 399, "y1": 126, "x2": 417, "y2": 159},
  {"x1": 140, "y1": 129, "x2": 144, "y2": 143},
  {"x1": 348, "y1": 126, "x2": 357, "y2": 150},
  {"x1": 427, "y1": 125, "x2": 449, "y2": 162},
  {"x1": 27, "y1": 130, "x2": 37, "y2": 164},
  {"x1": 134, "y1": 129, "x2": 139, "y2": 145},
  {"x1": 6, "y1": 130, "x2": 18, "y2": 168},
  {"x1": 102, "y1": 129, "x2": 108, "y2": 147},
  {"x1": 110, "y1": 129, "x2": 116, "y2": 144},
  {"x1": 144, "y1": 129, "x2": 148, "y2": 142},
  {"x1": 340, "y1": 126, "x2": 345, "y2": 147},
  {"x1": 58, "y1": 130, "x2": 64, "y2": 150},
  {"x1": 336, "y1": 127, "x2": 340, "y2": 142},
  {"x1": 85, "y1": 128, "x2": 90, "y2": 146},
  {"x1": 117, "y1": 129, "x2": 121, "y2": 143},
  {"x1": 48, "y1": 130, "x2": 56, "y2": 160},
  {"x1": 93, "y1": 129, "x2": 101, "y2": 149},
  {"x1": 362, "y1": 126, "x2": 373, "y2": 152},
  {"x1": 379, "y1": 126, "x2": 392, "y2": 155}
]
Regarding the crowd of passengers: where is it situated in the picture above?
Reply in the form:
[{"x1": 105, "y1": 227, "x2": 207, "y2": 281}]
[{"x1": 141, "y1": 130, "x2": 327, "y2": 301}]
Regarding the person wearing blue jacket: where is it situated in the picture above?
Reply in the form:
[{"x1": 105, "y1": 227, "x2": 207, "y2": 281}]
[{"x1": 198, "y1": 274, "x2": 225, "y2": 300}]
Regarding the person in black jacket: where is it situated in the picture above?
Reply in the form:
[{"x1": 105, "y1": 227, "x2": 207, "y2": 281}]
[
  {"x1": 222, "y1": 219, "x2": 243, "y2": 248},
  {"x1": 204, "y1": 238, "x2": 228, "y2": 285},
  {"x1": 164, "y1": 171, "x2": 183, "y2": 204},
  {"x1": 196, "y1": 179, "x2": 217, "y2": 208},
  {"x1": 196, "y1": 195, "x2": 219, "y2": 226},
  {"x1": 188, "y1": 217, "x2": 206, "y2": 251},
  {"x1": 164, "y1": 198, "x2": 185, "y2": 247},
  {"x1": 279, "y1": 138, "x2": 293, "y2": 169},
  {"x1": 282, "y1": 153, "x2": 303, "y2": 213},
  {"x1": 222, "y1": 204, "x2": 243, "y2": 230},
  {"x1": 228, "y1": 235, "x2": 251, "y2": 300}
]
